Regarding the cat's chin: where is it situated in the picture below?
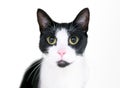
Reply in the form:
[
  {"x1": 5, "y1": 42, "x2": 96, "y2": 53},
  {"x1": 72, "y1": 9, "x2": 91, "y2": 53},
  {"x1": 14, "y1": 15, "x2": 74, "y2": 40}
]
[{"x1": 57, "y1": 60, "x2": 72, "y2": 68}]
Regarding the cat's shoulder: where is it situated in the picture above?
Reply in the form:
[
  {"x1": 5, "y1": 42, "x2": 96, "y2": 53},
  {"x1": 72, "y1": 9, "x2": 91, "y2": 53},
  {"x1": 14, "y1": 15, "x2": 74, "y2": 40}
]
[{"x1": 20, "y1": 59, "x2": 43, "y2": 88}]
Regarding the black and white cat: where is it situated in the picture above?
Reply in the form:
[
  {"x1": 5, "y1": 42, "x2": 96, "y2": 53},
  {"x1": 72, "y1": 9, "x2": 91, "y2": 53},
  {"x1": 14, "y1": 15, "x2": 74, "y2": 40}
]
[{"x1": 20, "y1": 8, "x2": 90, "y2": 88}]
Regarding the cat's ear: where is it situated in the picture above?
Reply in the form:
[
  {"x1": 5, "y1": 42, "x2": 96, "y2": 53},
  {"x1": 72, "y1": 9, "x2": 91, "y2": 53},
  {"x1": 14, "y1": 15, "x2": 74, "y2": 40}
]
[
  {"x1": 73, "y1": 8, "x2": 90, "y2": 32},
  {"x1": 37, "y1": 9, "x2": 53, "y2": 31}
]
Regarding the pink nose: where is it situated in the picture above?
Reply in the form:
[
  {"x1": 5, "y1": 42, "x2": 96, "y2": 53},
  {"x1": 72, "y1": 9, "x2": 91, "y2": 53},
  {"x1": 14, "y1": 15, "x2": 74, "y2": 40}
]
[{"x1": 58, "y1": 49, "x2": 66, "y2": 57}]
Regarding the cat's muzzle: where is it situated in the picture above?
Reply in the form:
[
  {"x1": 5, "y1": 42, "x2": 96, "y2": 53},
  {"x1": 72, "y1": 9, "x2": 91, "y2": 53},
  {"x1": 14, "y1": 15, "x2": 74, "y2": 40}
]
[{"x1": 57, "y1": 60, "x2": 70, "y2": 68}]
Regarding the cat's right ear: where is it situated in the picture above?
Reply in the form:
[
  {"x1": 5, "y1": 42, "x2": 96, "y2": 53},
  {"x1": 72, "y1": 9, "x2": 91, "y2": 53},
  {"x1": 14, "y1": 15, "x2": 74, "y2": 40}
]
[{"x1": 37, "y1": 9, "x2": 53, "y2": 32}]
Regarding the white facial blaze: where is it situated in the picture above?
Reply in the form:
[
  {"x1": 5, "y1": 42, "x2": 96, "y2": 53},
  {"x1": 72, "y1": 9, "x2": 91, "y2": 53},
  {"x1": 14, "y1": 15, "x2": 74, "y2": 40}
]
[
  {"x1": 56, "y1": 29, "x2": 77, "y2": 62},
  {"x1": 56, "y1": 29, "x2": 68, "y2": 47}
]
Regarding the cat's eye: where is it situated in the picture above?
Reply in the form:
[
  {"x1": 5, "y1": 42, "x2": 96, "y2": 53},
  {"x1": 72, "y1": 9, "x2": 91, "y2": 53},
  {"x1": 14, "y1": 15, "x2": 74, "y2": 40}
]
[
  {"x1": 47, "y1": 36, "x2": 57, "y2": 45},
  {"x1": 69, "y1": 36, "x2": 79, "y2": 45}
]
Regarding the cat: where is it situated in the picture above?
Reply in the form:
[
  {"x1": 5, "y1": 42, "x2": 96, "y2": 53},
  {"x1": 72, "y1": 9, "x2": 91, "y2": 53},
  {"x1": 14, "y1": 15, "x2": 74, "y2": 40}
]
[{"x1": 20, "y1": 8, "x2": 90, "y2": 88}]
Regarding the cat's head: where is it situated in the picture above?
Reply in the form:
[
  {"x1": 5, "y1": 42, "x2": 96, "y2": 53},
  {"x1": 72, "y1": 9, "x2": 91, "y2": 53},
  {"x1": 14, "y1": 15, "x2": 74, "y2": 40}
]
[{"x1": 37, "y1": 8, "x2": 90, "y2": 68}]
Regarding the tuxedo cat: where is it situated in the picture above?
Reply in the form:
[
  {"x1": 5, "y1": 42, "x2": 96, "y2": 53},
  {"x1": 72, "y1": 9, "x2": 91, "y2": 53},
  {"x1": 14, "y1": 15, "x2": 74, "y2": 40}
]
[{"x1": 20, "y1": 8, "x2": 90, "y2": 88}]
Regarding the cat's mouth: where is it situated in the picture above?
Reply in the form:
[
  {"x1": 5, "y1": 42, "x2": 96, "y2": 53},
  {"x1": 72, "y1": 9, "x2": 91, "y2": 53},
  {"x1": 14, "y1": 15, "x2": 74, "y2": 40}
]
[{"x1": 57, "y1": 60, "x2": 71, "y2": 68}]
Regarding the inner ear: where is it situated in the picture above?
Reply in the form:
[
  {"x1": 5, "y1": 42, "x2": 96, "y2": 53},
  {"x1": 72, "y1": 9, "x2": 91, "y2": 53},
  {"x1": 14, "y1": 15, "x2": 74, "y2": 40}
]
[
  {"x1": 73, "y1": 8, "x2": 90, "y2": 32},
  {"x1": 37, "y1": 9, "x2": 53, "y2": 31}
]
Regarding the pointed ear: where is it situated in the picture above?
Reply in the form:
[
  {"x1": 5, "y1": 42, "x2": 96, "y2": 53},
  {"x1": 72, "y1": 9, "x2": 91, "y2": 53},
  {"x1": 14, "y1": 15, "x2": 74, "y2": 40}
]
[
  {"x1": 73, "y1": 8, "x2": 90, "y2": 32},
  {"x1": 37, "y1": 9, "x2": 53, "y2": 31}
]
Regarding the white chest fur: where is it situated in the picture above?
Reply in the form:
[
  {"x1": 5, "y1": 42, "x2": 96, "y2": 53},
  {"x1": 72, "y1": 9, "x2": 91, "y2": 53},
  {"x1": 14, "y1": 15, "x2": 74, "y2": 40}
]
[{"x1": 40, "y1": 57, "x2": 88, "y2": 88}]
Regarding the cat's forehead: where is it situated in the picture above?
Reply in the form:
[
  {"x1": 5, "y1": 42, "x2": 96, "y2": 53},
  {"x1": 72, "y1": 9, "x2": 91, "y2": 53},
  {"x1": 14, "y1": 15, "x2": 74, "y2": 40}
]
[
  {"x1": 56, "y1": 28, "x2": 68, "y2": 39},
  {"x1": 55, "y1": 28, "x2": 68, "y2": 46}
]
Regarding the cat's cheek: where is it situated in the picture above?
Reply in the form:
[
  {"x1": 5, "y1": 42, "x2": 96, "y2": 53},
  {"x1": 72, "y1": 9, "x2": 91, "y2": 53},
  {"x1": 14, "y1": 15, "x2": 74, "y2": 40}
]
[
  {"x1": 42, "y1": 48, "x2": 60, "y2": 63},
  {"x1": 61, "y1": 47, "x2": 76, "y2": 62},
  {"x1": 63, "y1": 54, "x2": 77, "y2": 63}
]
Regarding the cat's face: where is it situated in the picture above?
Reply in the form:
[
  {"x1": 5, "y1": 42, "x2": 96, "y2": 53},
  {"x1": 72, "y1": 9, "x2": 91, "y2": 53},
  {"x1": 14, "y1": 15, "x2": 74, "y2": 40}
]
[{"x1": 37, "y1": 8, "x2": 90, "y2": 67}]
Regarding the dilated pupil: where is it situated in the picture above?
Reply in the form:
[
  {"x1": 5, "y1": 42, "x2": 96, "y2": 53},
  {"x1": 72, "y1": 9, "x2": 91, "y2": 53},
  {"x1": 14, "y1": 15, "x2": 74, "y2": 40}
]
[
  {"x1": 71, "y1": 37, "x2": 76, "y2": 43},
  {"x1": 49, "y1": 37, "x2": 55, "y2": 43}
]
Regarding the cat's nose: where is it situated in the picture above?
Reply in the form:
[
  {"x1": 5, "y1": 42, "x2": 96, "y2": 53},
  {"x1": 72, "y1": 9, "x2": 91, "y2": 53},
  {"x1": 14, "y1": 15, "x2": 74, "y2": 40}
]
[{"x1": 58, "y1": 49, "x2": 66, "y2": 57}]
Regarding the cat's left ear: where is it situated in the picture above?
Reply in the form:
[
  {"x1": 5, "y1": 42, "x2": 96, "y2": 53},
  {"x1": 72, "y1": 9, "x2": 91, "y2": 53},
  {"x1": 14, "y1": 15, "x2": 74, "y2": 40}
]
[{"x1": 73, "y1": 8, "x2": 90, "y2": 32}]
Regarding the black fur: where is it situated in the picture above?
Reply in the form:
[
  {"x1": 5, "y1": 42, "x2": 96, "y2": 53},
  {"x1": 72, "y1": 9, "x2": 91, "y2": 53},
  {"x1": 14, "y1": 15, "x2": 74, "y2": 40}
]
[
  {"x1": 67, "y1": 22, "x2": 88, "y2": 54},
  {"x1": 20, "y1": 59, "x2": 42, "y2": 88}
]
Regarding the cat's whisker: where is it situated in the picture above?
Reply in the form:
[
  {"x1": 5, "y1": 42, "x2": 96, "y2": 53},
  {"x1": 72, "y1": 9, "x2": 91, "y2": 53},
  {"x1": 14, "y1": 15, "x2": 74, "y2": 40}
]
[
  {"x1": 31, "y1": 64, "x2": 40, "y2": 84},
  {"x1": 29, "y1": 60, "x2": 41, "y2": 68},
  {"x1": 27, "y1": 63, "x2": 41, "y2": 81}
]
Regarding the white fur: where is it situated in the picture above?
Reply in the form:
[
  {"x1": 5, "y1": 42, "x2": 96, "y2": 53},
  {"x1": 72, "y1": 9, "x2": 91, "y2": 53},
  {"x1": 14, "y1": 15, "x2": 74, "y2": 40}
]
[{"x1": 39, "y1": 29, "x2": 88, "y2": 88}]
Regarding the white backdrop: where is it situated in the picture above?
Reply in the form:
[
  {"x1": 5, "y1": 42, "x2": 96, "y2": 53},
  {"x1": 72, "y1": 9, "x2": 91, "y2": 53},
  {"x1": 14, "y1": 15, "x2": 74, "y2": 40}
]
[{"x1": 0, "y1": 0, "x2": 120, "y2": 88}]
